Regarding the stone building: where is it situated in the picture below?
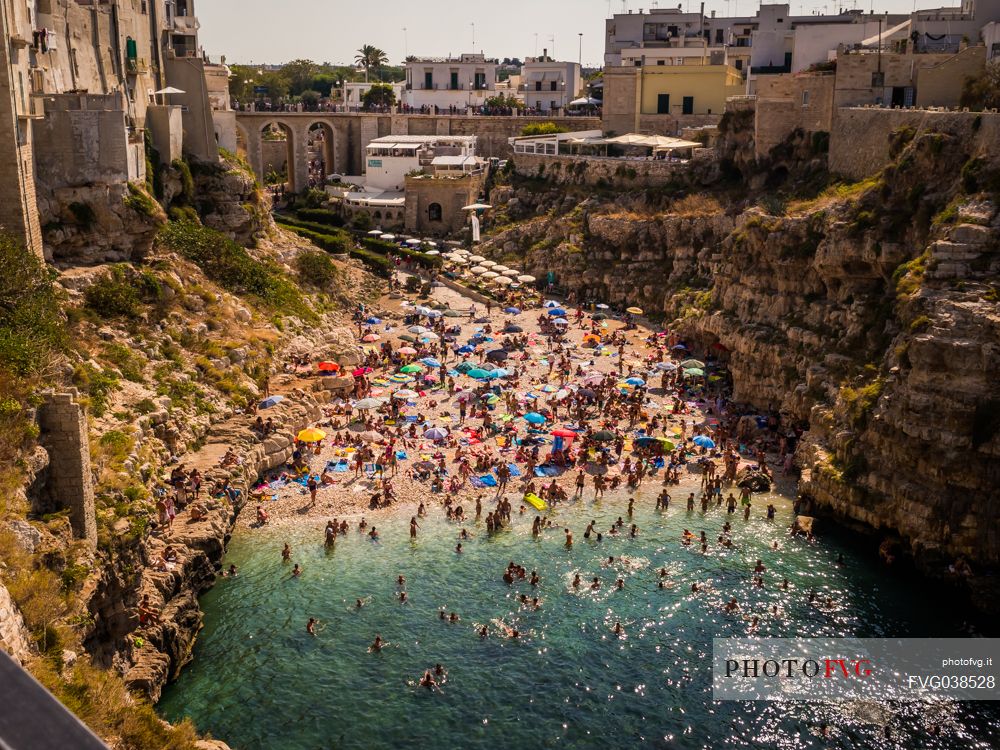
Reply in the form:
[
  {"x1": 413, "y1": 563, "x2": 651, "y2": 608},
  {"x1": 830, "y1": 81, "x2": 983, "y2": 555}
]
[
  {"x1": 0, "y1": 0, "x2": 221, "y2": 257},
  {"x1": 404, "y1": 170, "x2": 485, "y2": 236},
  {"x1": 520, "y1": 53, "x2": 581, "y2": 113}
]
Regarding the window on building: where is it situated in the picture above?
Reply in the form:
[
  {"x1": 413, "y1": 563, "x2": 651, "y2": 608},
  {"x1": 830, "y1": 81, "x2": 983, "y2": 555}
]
[
  {"x1": 450, "y1": 71, "x2": 459, "y2": 90},
  {"x1": 428, "y1": 203, "x2": 443, "y2": 222},
  {"x1": 668, "y1": 25, "x2": 678, "y2": 37},
  {"x1": 802, "y1": 90, "x2": 810, "y2": 106},
  {"x1": 374, "y1": 210, "x2": 382, "y2": 219},
  {"x1": 657, "y1": 59, "x2": 665, "y2": 65},
  {"x1": 735, "y1": 59, "x2": 743, "y2": 70},
  {"x1": 425, "y1": 71, "x2": 433, "y2": 89},
  {"x1": 657, "y1": 94, "x2": 670, "y2": 114},
  {"x1": 535, "y1": 81, "x2": 542, "y2": 91},
  {"x1": 550, "y1": 80, "x2": 557, "y2": 91},
  {"x1": 475, "y1": 72, "x2": 486, "y2": 89},
  {"x1": 682, "y1": 96, "x2": 694, "y2": 115},
  {"x1": 715, "y1": 29, "x2": 724, "y2": 44}
]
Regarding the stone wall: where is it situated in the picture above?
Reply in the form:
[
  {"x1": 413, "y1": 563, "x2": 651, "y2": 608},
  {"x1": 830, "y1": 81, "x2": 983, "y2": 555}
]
[
  {"x1": 36, "y1": 391, "x2": 97, "y2": 547},
  {"x1": 32, "y1": 92, "x2": 144, "y2": 190},
  {"x1": 405, "y1": 172, "x2": 485, "y2": 235},
  {"x1": 511, "y1": 152, "x2": 697, "y2": 188},
  {"x1": 754, "y1": 73, "x2": 835, "y2": 159},
  {"x1": 829, "y1": 108, "x2": 1000, "y2": 179}
]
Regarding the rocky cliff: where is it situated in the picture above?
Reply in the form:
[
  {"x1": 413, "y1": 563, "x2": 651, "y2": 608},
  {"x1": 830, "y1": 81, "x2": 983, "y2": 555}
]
[{"x1": 483, "y1": 128, "x2": 1000, "y2": 604}]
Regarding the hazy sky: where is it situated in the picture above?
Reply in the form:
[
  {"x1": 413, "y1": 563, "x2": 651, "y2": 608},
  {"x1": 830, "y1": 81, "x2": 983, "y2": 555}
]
[{"x1": 198, "y1": 0, "x2": 927, "y2": 67}]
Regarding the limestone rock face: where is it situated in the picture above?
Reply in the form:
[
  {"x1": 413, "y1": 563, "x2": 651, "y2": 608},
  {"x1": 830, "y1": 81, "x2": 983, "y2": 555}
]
[
  {"x1": 0, "y1": 582, "x2": 33, "y2": 665},
  {"x1": 484, "y1": 135, "x2": 1000, "y2": 604},
  {"x1": 38, "y1": 183, "x2": 166, "y2": 265},
  {"x1": 192, "y1": 156, "x2": 270, "y2": 245}
]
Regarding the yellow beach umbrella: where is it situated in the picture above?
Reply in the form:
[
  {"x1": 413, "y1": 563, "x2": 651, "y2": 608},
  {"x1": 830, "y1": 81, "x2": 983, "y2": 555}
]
[
  {"x1": 626, "y1": 306, "x2": 644, "y2": 315},
  {"x1": 297, "y1": 427, "x2": 327, "y2": 443}
]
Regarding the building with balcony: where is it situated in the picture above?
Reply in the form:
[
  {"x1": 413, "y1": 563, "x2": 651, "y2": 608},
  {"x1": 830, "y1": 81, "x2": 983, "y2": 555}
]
[
  {"x1": 520, "y1": 54, "x2": 581, "y2": 113},
  {"x1": 340, "y1": 135, "x2": 484, "y2": 232},
  {"x1": 404, "y1": 53, "x2": 497, "y2": 111}
]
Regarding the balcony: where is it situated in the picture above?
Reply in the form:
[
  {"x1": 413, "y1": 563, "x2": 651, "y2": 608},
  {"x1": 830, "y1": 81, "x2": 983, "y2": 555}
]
[{"x1": 18, "y1": 94, "x2": 45, "y2": 120}]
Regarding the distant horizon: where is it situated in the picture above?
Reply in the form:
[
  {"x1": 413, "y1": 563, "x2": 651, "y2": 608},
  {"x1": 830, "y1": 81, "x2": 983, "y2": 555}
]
[{"x1": 199, "y1": 0, "x2": 933, "y2": 69}]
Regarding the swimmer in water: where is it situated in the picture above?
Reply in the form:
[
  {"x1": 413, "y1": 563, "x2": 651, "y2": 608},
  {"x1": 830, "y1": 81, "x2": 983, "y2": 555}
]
[
  {"x1": 356, "y1": 598, "x2": 364, "y2": 609},
  {"x1": 479, "y1": 625, "x2": 489, "y2": 638},
  {"x1": 725, "y1": 597, "x2": 739, "y2": 613},
  {"x1": 449, "y1": 612, "x2": 459, "y2": 623},
  {"x1": 613, "y1": 622, "x2": 624, "y2": 635},
  {"x1": 369, "y1": 634, "x2": 384, "y2": 652},
  {"x1": 397, "y1": 575, "x2": 406, "y2": 586},
  {"x1": 292, "y1": 564, "x2": 301, "y2": 577},
  {"x1": 419, "y1": 670, "x2": 439, "y2": 691},
  {"x1": 399, "y1": 591, "x2": 408, "y2": 603},
  {"x1": 456, "y1": 542, "x2": 463, "y2": 554},
  {"x1": 615, "y1": 578, "x2": 625, "y2": 590},
  {"x1": 307, "y1": 617, "x2": 317, "y2": 635},
  {"x1": 572, "y1": 573, "x2": 581, "y2": 588},
  {"x1": 591, "y1": 577, "x2": 601, "y2": 590},
  {"x1": 282, "y1": 543, "x2": 291, "y2": 561},
  {"x1": 369, "y1": 527, "x2": 379, "y2": 540},
  {"x1": 564, "y1": 528, "x2": 573, "y2": 547}
]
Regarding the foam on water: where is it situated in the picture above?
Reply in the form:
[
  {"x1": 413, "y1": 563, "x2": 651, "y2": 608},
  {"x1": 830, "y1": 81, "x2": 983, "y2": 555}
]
[{"x1": 159, "y1": 488, "x2": 999, "y2": 749}]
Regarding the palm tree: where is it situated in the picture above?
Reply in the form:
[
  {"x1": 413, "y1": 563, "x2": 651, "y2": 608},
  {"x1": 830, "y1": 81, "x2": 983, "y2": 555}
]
[{"x1": 354, "y1": 45, "x2": 389, "y2": 83}]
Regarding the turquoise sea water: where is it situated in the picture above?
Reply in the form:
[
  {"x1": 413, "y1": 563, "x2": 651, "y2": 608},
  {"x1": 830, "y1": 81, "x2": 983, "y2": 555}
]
[{"x1": 159, "y1": 488, "x2": 998, "y2": 750}]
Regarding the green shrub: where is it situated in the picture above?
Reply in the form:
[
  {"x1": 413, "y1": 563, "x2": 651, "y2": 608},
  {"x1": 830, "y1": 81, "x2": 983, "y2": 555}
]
[
  {"x1": 0, "y1": 233, "x2": 67, "y2": 378},
  {"x1": 72, "y1": 363, "x2": 119, "y2": 417},
  {"x1": 296, "y1": 208, "x2": 345, "y2": 227},
  {"x1": 350, "y1": 212, "x2": 373, "y2": 231},
  {"x1": 520, "y1": 122, "x2": 569, "y2": 136},
  {"x1": 171, "y1": 158, "x2": 195, "y2": 204},
  {"x1": 278, "y1": 223, "x2": 392, "y2": 277},
  {"x1": 100, "y1": 343, "x2": 145, "y2": 382},
  {"x1": 361, "y1": 237, "x2": 443, "y2": 269},
  {"x1": 157, "y1": 221, "x2": 315, "y2": 320},
  {"x1": 124, "y1": 183, "x2": 160, "y2": 218},
  {"x1": 296, "y1": 250, "x2": 338, "y2": 289},
  {"x1": 168, "y1": 205, "x2": 201, "y2": 223},
  {"x1": 299, "y1": 188, "x2": 329, "y2": 208},
  {"x1": 84, "y1": 267, "x2": 142, "y2": 318}
]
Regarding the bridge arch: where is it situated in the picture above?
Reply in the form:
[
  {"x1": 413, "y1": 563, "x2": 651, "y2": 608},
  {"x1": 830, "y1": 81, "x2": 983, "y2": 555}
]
[
  {"x1": 306, "y1": 121, "x2": 338, "y2": 182},
  {"x1": 258, "y1": 121, "x2": 297, "y2": 192}
]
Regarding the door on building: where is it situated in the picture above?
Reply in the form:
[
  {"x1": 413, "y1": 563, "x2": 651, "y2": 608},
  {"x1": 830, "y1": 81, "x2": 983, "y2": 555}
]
[
  {"x1": 450, "y1": 71, "x2": 459, "y2": 90},
  {"x1": 682, "y1": 96, "x2": 694, "y2": 115},
  {"x1": 424, "y1": 71, "x2": 433, "y2": 89},
  {"x1": 657, "y1": 94, "x2": 670, "y2": 114},
  {"x1": 890, "y1": 86, "x2": 914, "y2": 107}
]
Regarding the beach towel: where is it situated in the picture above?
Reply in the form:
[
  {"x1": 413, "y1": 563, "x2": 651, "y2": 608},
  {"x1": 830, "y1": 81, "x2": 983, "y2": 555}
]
[
  {"x1": 500, "y1": 463, "x2": 522, "y2": 478},
  {"x1": 395, "y1": 451, "x2": 408, "y2": 460},
  {"x1": 477, "y1": 474, "x2": 498, "y2": 487},
  {"x1": 469, "y1": 476, "x2": 488, "y2": 489}
]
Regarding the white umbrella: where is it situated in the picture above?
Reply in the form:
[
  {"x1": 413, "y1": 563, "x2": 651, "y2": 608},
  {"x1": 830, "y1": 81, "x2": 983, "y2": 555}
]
[
  {"x1": 518, "y1": 275, "x2": 536, "y2": 283},
  {"x1": 492, "y1": 265, "x2": 510, "y2": 273},
  {"x1": 425, "y1": 250, "x2": 440, "y2": 256},
  {"x1": 470, "y1": 266, "x2": 488, "y2": 274},
  {"x1": 393, "y1": 389, "x2": 418, "y2": 399},
  {"x1": 451, "y1": 257, "x2": 470, "y2": 265},
  {"x1": 424, "y1": 241, "x2": 438, "y2": 247},
  {"x1": 480, "y1": 260, "x2": 497, "y2": 268},
  {"x1": 405, "y1": 238, "x2": 421, "y2": 245},
  {"x1": 482, "y1": 271, "x2": 499, "y2": 279},
  {"x1": 154, "y1": 86, "x2": 186, "y2": 95},
  {"x1": 367, "y1": 229, "x2": 384, "y2": 236},
  {"x1": 408, "y1": 325, "x2": 429, "y2": 334},
  {"x1": 380, "y1": 233, "x2": 397, "y2": 241},
  {"x1": 421, "y1": 332, "x2": 440, "y2": 340},
  {"x1": 354, "y1": 398, "x2": 385, "y2": 410},
  {"x1": 462, "y1": 203, "x2": 492, "y2": 210},
  {"x1": 468, "y1": 255, "x2": 486, "y2": 262},
  {"x1": 495, "y1": 276, "x2": 513, "y2": 285}
]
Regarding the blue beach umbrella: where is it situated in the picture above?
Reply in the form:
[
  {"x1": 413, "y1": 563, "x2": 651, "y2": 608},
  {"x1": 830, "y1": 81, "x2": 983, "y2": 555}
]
[
  {"x1": 523, "y1": 412, "x2": 547, "y2": 424},
  {"x1": 504, "y1": 306, "x2": 521, "y2": 315},
  {"x1": 457, "y1": 344, "x2": 476, "y2": 354},
  {"x1": 467, "y1": 368, "x2": 493, "y2": 380},
  {"x1": 625, "y1": 377, "x2": 645, "y2": 386},
  {"x1": 547, "y1": 308, "x2": 566, "y2": 316},
  {"x1": 544, "y1": 300, "x2": 560, "y2": 308},
  {"x1": 490, "y1": 368, "x2": 510, "y2": 378},
  {"x1": 693, "y1": 435, "x2": 716, "y2": 449},
  {"x1": 420, "y1": 357, "x2": 442, "y2": 368}
]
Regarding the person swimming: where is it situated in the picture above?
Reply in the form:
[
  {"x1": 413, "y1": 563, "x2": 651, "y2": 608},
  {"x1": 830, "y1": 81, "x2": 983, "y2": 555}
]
[
  {"x1": 307, "y1": 617, "x2": 317, "y2": 635},
  {"x1": 292, "y1": 564, "x2": 301, "y2": 577},
  {"x1": 370, "y1": 634, "x2": 384, "y2": 652}
]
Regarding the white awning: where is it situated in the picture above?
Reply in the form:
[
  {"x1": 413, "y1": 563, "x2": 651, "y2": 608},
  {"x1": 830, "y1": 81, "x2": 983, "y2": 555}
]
[
  {"x1": 432, "y1": 155, "x2": 480, "y2": 166},
  {"x1": 861, "y1": 19, "x2": 911, "y2": 47}
]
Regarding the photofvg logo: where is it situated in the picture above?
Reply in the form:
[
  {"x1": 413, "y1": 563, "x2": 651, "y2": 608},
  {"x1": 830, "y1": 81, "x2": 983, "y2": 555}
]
[{"x1": 713, "y1": 638, "x2": 1000, "y2": 701}]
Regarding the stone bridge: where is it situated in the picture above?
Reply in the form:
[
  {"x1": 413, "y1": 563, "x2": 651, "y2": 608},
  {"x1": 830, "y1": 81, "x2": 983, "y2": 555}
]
[{"x1": 234, "y1": 112, "x2": 601, "y2": 191}]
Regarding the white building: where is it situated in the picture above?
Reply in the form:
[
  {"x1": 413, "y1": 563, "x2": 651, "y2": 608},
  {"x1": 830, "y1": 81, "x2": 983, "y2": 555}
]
[
  {"x1": 342, "y1": 81, "x2": 406, "y2": 111},
  {"x1": 520, "y1": 55, "x2": 581, "y2": 113},
  {"x1": 404, "y1": 53, "x2": 498, "y2": 111}
]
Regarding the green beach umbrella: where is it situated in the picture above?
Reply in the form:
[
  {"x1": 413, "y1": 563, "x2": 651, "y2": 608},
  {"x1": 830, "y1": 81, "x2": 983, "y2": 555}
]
[
  {"x1": 400, "y1": 364, "x2": 424, "y2": 374},
  {"x1": 684, "y1": 368, "x2": 705, "y2": 377}
]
